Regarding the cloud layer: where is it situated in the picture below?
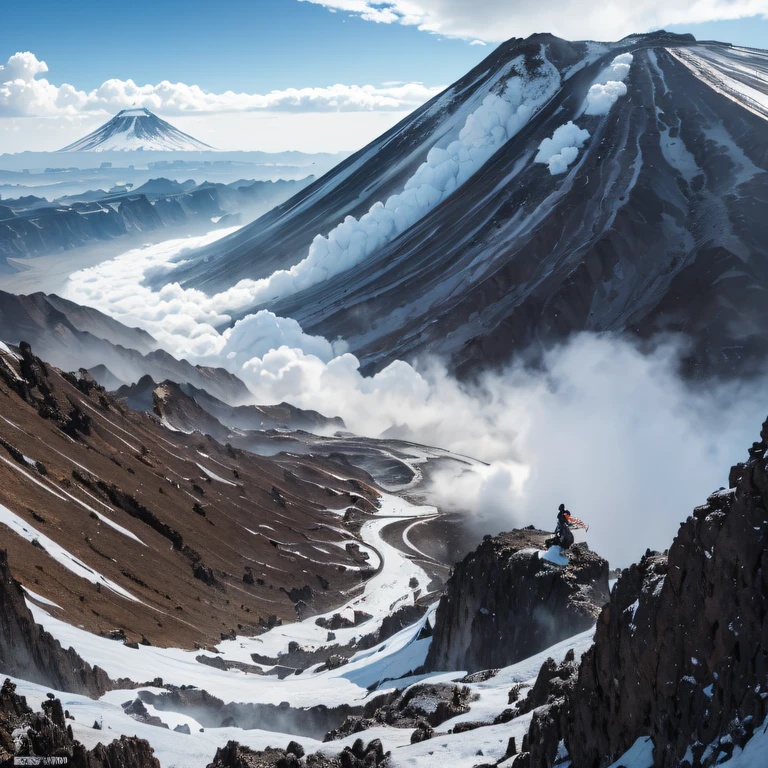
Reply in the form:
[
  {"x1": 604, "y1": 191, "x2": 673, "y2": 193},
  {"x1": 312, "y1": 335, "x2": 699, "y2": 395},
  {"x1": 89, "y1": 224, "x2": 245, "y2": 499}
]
[
  {"x1": 299, "y1": 0, "x2": 768, "y2": 42},
  {"x1": 63, "y1": 229, "x2": 768, "y2": 569},
  {"x1": 0, "y1": 52, "x2": 442, "y2": 118}
]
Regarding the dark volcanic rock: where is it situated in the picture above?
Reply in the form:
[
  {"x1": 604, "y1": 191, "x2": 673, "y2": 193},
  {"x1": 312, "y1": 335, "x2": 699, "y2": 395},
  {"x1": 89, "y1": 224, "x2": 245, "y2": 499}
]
[
  {"x1": 140, "y1": 688, "x2": 359, "y2": 741},
  {"x1": 517, "y1": 417, "x2": 768, "y2": 768},
  {"x1": 0, "y1": 550, "x2": 111, "y2": 696},
  {"x1": 325, "y1": 683, "x2": 474, "y2": 741},
  {"x1": 424, "y1": 530, "x2": 609, "y2": 672},
  {"x1": 0, "y1": 679, "x2": 159, "y2": 768},
  {"x1": 206, "y1": 738, "x2": 388, "y2": 767},
  {"x1": 565, "y1": 422, "x2": 768, "y2": 767}
]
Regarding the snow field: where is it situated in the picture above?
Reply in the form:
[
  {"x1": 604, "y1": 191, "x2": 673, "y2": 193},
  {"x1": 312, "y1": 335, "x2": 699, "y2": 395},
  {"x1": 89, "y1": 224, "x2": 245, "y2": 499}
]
[{"x1": 8, "y1": 625, "x2": 596, "y2": 768}]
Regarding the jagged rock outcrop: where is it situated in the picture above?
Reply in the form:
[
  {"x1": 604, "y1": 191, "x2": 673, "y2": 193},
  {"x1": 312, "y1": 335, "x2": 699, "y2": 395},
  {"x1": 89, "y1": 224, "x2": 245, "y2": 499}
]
[
  {"x1": 425, "y1": 530, "x2": 609, "y2": 672},
  {"x1": 207, "y1": 737, "x2": 388, "y2": 767},
  {"x1": 0, "y1": 550, "x2": 110, "y2": 696},
  {"x1": 0, "y1": 679, "x2": 159, "y2": 768},
  {"x1": 139, "y1": 688, "x2": 359, "y2": 740},
  {"x1": 325, "y1": 683, "x2": 474, "y2": 741},
  {"x1": 516, "y1": 417, "x2": 768, "y2": 768}
]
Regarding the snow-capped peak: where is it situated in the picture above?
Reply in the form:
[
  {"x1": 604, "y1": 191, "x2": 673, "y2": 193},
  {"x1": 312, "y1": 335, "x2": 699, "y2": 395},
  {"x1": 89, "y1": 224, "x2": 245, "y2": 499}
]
[{"x1": 58, "y1": 107, "x2": 214, "y2": 152}]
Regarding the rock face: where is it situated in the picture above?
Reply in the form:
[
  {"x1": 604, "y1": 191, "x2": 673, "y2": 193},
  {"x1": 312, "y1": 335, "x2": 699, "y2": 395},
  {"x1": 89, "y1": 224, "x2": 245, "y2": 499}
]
[
  {"x1": 325, "y1": 683, "x2": 474, "y2": 741},
  {"x1": 516, "y1": 417, "x2": 768, "y2": 768},
  {"x1": 566, "y1": 417, "x2": 768, "y2": 767},
  {"x1": 207, "y1": 737, "x2": 388, "y2": 767},
  {"x1": 0, "y1": 678, "x2": 159, "y2": 768},
  {"x1": 425, "y1": 530, "x2": 609, "y2": 673},
  {"x1": 0, "y1": 550, "x2": 110, "y2": 696}
]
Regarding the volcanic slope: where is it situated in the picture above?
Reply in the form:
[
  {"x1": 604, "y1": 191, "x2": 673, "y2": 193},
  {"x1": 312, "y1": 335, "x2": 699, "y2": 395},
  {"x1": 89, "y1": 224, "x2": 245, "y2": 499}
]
[
  {"x1": 0, "y1": 340, "x2": 386, "y2": 650},
  {"x1": 164, "y1": 32, "x2": 768, "y2": 374}
]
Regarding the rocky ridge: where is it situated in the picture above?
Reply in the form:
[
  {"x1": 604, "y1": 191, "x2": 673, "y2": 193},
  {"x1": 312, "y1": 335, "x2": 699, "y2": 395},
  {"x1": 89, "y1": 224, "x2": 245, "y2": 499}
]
[
  {"x1": 425, "y1": 529, "x2": 609, "y2": 673},
  {"x1": 0, "y1": 678, "x2": 159, "y2": 767},
  {"x1": 514, "y1": 417, "x2": 768, "y2": 767}
]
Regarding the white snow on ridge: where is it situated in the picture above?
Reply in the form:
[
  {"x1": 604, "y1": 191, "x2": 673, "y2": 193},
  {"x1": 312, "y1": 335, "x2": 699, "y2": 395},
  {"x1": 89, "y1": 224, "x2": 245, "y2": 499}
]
[
  {"x1": 195, "y1": 52, "x2": 560, "y2": 315},
  {"x1": 0, "y1": 502, "x2": 141, "y2": 603},
  {"x1": 669, "y1": 46, "x2": 768, "y2": 120},
  {"x1": 535, "y1": 120, "x2": 590, "y2": 175},
  {"x1": 584, "y1": 53, "x2": 634, "y2": 116},
  {"x1": 60, "y1": 108, "x2": 213, "y2": 152}
]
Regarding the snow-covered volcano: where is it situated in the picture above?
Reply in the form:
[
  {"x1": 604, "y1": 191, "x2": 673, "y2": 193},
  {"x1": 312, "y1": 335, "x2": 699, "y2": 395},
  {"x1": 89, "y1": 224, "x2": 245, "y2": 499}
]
[
  {"x1": 58, "y1": 107, "x2": 213, "y2": 152},
  {"x1": 158, "y1": 31, "x2": 768, "y2": 375}
]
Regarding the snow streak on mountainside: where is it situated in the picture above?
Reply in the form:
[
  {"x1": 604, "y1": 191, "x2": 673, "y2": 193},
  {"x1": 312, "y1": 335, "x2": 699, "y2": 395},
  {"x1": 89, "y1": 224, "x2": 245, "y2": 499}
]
[
  {"x1": 59, "y1": 108, "x2": 213, "y2": 152},
  {"x1": 129, "y1": 32, "x2": 768, "y2": 377},
  {"x1": 165, "y1": 50, "x2": 560, "y2": 313},
  {"x1": 267, "y1": 34, "x2": 768, "y2": 375}
]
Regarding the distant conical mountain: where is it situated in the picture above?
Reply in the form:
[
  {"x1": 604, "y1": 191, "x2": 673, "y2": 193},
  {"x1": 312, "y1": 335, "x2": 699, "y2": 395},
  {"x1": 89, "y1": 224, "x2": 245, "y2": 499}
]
[{"x1": 58, "y1": 107, "x2": 213, "y2": 152}]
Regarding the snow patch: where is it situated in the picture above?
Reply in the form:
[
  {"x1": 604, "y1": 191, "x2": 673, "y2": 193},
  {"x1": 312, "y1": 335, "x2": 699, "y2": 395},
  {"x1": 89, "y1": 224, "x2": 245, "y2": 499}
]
[
  {"x1": 535, "y1": 121, "x2": 590, "y2": 175},
  {"x1": 538, "y1": 545, "x2": 569, "y2": 566},
  {"x1": 584, "y1": 53, "x2": 633, "y2": 116},
  {"x1": 607, "y1": 736, "x2": 654, "y2": 768},
  {"x1": 196, "y1": 463, "x2": 237, "y2": 486}
]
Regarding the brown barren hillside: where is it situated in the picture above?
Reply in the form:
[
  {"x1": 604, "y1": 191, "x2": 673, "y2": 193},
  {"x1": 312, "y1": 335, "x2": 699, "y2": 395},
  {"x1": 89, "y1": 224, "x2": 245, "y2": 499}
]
[{"x1": 0, "y1": 341, "x2": 380, "y2": 651}]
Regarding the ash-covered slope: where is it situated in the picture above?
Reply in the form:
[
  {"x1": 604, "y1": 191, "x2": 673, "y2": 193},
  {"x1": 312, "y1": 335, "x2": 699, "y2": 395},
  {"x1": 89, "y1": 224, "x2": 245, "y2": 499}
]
[
  {"x1": 167, "y1": 32, "x2": 768, "y2": 375},
  {"x1": 0, "y1": 341, "x2": 381, "y2": 650},
  {"x1": 114, "y1": 376, "x2": 345, "y2": 435},
  {"x1": 59, "y1": 108, "x2": 212, "y2": 152},
  {"x1": 425, "y1": 529, "x2": 609, "y2": 673}
]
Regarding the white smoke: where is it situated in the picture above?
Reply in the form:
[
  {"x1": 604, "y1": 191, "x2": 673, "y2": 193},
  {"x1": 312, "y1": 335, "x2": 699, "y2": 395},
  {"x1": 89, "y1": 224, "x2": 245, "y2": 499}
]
[
  {"x1": 64, "y1": 229, "x2": 768, "y2": 569},
  {"x1": 0, "y1": 51, "x2": 442, "y2": 118},
  {"x1": 230, "y1": 334, "x2": 768, "y2": 570}
]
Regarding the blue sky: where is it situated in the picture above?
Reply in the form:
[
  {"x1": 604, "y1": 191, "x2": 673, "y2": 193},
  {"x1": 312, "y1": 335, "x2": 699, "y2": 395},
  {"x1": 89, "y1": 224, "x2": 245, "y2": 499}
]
[
  {"x1": 1, "y1": 0, "x2": 487, "y2": 93},
  {"x1": 5, "y1": 0, "x2": 767, "y2": 94},
  {"x1": 2, "y1": 0, "x2": 768, "y2": 153}
]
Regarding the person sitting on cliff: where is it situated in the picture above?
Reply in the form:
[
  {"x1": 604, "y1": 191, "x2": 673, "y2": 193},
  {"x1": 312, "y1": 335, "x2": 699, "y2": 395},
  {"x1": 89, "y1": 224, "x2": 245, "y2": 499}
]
[{"x1": 554, "y1": 504, "x2": 576, "y2": 550}]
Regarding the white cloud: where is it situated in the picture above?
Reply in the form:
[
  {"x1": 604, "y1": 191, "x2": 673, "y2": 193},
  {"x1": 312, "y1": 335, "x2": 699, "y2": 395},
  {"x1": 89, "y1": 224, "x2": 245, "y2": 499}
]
[
  {"x1": 298, "y1": 0, "x2": 768, "y2": 42},
  {"x1": 63, "y1": 229, "x2": 768, "y2": 569},
  {"x1": 470, "y1": 40, "x2": 487, "y2": 46},
  {"x1": 0, "y1": 111, "x2": 408, "y2": 154},
  {"x1": 0, "y1": 51, "x2": 442, "y2": 118}
]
